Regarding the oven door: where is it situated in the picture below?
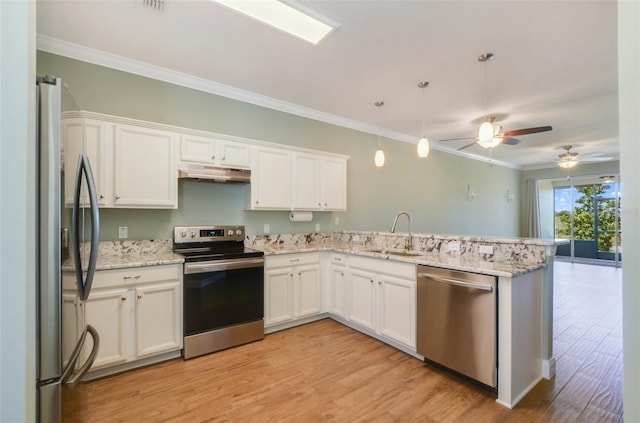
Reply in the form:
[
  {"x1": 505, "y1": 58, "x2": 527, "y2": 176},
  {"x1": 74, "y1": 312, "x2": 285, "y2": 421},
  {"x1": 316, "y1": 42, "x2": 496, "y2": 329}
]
[{"x1": 183, "y1": 258, "x2": 264, "y2": 337}]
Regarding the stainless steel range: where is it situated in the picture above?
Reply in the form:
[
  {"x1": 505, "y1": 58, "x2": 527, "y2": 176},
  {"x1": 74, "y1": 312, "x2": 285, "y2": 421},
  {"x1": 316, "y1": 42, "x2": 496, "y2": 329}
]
[{"x1": 173, "y1": 226, "x2": 264, "y2": 359}]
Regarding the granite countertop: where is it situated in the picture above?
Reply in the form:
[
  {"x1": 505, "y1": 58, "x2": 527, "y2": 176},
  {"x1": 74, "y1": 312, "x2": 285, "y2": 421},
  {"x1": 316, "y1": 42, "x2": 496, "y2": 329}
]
[
  {"x1": 62, "y1": 240, "x2": 184, "y2": 272},
  {"x1": 259, "y1": 244, "x2": 546, "y2": 278}
]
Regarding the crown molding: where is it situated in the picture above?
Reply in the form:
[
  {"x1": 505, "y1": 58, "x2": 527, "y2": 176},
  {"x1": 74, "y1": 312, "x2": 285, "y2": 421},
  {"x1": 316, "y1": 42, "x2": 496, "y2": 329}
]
[{"x1": 36, "y1": 34, "x2": 518, "y2": 169}]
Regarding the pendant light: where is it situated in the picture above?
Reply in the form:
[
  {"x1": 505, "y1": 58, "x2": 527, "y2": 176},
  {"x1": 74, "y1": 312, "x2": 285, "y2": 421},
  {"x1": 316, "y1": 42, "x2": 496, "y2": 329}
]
[
  {"x1": 477, "y1": 53, "x2": 500, "y2": 149},
  {"x1": 374, "y1": 101, "x2": 385, "y2": 167},
  {"x1": 417, "y1": 81, "x2": 430, "y2": 158},
  {"x1": 557, "y1": 145, "x2": 581, "y2": 169}
]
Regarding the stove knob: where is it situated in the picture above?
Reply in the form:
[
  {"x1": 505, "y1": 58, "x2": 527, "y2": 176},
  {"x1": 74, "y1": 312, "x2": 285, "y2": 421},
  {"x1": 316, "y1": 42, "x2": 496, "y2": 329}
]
[
  {"x1": 227, "y1": 229, "x2": 234, "y2": 236},
  {"x1": 180, "y1": 231, "x2": 187, "y2": 238},
  {"x1": 236, "y1": 229, "x2": 243, "y2": 236},
  {"x1": 190, "y1": 231, "x2": 196, "y2": 238}
]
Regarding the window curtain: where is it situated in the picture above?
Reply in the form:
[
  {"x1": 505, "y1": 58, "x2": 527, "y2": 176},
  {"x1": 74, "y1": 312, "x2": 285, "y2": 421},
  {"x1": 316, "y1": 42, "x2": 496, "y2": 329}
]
[{"x1": 524, "y1": 178, "x2": 541, "y2": 238}]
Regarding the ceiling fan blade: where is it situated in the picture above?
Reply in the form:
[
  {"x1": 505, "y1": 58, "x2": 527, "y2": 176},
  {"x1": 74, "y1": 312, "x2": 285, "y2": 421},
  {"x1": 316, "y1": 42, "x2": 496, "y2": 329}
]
[
  {"x1": 457, "y1": 141, "x2": 477, "y2": 151},
  {"x1": 502, "y1": 126, "x2": 552, "y2": 137},
  {"x1": 501, "y1": 137, "x2": 521, "y2": 146},
  {"x1": 439, "y1": 136, "x2": 475, "y2": 142}
]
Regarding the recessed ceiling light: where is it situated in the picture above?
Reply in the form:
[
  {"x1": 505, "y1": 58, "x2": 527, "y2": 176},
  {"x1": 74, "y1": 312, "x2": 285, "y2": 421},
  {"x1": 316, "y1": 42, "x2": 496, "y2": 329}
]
[{"x1": 210, "y1": 0, "x2": 337, "y2": 45}]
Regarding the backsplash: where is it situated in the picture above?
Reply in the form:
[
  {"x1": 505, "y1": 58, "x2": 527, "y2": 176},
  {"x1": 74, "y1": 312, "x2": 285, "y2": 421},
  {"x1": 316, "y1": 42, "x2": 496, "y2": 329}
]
[{"x1": 246, "y1": 230, "x2": 556, "y2": 266}]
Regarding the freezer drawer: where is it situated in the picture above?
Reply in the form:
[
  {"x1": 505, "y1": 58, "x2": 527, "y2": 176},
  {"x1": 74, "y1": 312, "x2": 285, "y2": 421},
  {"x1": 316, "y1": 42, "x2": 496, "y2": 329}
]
[{"x1": 416, "y1": 266, "x2": 497, "y2": 388}]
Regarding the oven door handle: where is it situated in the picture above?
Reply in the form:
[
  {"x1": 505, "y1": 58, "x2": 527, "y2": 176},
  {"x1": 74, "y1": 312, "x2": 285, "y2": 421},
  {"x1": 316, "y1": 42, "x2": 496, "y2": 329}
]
[{"x1": 184, "y1": 258, "x2": 265, "y2": 274}]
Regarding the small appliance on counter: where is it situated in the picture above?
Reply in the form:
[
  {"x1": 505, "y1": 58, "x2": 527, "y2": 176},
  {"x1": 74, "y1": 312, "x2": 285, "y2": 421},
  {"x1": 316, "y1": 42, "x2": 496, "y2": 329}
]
[{"x1": 173, "y1": 226, "x2": 264, "y2": 359}]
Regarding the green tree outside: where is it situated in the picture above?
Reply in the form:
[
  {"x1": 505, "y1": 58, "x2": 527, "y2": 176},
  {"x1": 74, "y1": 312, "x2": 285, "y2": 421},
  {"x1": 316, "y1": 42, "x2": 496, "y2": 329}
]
[{"x1": 555, "y1": 184, "x2": 621, "y2": 253}]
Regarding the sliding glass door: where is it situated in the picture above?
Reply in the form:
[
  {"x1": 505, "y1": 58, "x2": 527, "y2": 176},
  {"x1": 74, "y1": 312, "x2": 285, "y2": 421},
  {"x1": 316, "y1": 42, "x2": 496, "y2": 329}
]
[{"x1": 553, "y1": 175, "x2": 621, "y2": 265}]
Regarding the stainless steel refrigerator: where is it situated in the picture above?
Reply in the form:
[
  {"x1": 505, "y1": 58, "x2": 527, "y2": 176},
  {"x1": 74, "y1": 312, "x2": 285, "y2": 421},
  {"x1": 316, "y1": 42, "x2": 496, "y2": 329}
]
[{"x1": 36, "y1": 75, "x2": 101, "y2": 422}]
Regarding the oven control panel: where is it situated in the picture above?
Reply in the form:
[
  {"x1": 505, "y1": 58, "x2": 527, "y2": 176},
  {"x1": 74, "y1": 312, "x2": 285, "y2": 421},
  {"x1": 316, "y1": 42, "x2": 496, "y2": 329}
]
[{"x1": 174, "y1": 226, "x2": 245, "y2": 243}]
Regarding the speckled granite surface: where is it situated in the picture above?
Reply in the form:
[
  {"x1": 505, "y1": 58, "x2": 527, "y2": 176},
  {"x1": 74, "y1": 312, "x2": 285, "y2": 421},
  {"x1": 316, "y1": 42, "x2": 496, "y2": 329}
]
[
  {"x1": 247, "y1": 231, "x2": 555, "y2": 278},
  {"x1": 63, "y1": 231, "x2": 555, "y2": 277},
  {"x1": 62, "y1": 239, "x2": 184, "y2": 271}
]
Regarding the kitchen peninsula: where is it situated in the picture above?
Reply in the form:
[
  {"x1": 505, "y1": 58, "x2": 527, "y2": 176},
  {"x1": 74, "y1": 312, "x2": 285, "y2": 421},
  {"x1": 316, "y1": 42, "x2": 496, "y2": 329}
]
[{"x1": 67, "y1": 231, "x2": 556, "y2": 409}]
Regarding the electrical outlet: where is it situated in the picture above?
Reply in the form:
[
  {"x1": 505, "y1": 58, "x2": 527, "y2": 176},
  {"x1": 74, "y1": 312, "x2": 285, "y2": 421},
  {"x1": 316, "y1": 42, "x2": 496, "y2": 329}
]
[
  {"x1": 118, "y1": 226, "x2": 128, "y2": 239},
  {"x1": 448, "y1": 241, "x2": 460, "y2": 252},
  {"x1": 334, "y1": 217, "x2": 340, "y2": 225},
  {"x1": 315, "y1": 223, "x2": 321, "y2": 232},
  {"x1": 263, "y1": 223, "x2": 270, "y2": 234},
  {"x1": 479, "y1": 245, "x2": 494, "y2": 255}
]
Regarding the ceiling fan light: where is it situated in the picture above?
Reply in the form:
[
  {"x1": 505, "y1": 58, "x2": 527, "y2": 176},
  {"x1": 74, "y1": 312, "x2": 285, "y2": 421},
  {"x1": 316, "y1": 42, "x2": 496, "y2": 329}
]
[
  {"x1": 375, "y1": 148, "x2": 385, "y2": 167},
  {"x1": 417, "y1": 137, "x2": 430, "y2": 158},
  {"x1": 478, "y1": 121, "x2": 495, "y2": 148},
  {"x1": 558, "y1": 154, "x2": 580, "y2": 169}
]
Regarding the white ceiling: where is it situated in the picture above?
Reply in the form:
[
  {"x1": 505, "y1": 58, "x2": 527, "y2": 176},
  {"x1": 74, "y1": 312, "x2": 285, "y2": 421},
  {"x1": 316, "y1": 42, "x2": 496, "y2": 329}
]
[{"x1": 36, "y1": 0, "x2": 619, "y2": 170}]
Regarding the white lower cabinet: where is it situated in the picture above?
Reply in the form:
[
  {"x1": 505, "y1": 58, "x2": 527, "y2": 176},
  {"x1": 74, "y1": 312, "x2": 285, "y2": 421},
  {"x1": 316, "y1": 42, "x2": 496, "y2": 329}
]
[
  {"x1": 264, "y1": 253, "x2": 321, "y2": 328},
  {"x1": 329, "y1": 254, "x2": 348, "y2": 318},
  {"x1": 347, "y1": 256, "x2": 417, "y2": 349},
  {"x1": 63, "y1": 264, "x2": 182, "y2": 373}
]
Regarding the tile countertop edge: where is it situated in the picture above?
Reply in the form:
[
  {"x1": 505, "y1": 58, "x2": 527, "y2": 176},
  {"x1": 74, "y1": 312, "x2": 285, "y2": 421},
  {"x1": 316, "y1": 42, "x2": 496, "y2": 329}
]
[{"x1": 261, "y1": 246, "x2": 547, "y2": 278}]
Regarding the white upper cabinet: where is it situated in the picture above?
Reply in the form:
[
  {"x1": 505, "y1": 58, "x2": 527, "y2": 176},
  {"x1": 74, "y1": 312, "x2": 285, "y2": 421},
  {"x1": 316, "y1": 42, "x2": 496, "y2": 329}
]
[
  {"x1": 63, "y1": 114, "x2": 178, "y2": 209},
  {"x1": 321, "y1": 156, "x2": 347, "y2": 211},
  {"x1": 292, "y1": 152, "x2": 322, "y2": 210},
  {"x1": 62, "y1": 118, "x2": 111, "y2": 207},
  {"x1": 113, "y1": 124, "x2": 178, "y2": 208},
  {"x1": 179, "y1": 134, "x2": 250, "y2": 169},
  {"x1": 245, "y1": 146, "x2": 292, "y2": 210}
]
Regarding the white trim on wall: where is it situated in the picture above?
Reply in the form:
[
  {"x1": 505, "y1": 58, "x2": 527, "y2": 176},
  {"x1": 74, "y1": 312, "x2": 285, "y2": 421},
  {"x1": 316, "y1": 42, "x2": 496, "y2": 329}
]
[{"x1": 36, "y1": 34, "x2": 516, "y2": 170}]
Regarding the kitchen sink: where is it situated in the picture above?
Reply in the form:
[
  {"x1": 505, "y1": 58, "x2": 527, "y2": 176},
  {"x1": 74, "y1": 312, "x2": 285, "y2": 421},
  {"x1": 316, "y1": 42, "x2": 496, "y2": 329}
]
[{"x1": 367, "y1": 248, "x2": 423, "y2": 257}]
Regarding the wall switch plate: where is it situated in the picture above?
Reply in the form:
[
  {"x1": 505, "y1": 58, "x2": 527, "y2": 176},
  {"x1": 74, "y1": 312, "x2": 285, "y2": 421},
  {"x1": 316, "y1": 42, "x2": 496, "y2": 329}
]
[
  {"x1": 448, "y1": 241, "x2": 460, "y2": 252},
  {"x1": 334, "y1": 217, "x2": 340, "y2": 225},
  {"x1": 118, "y1": 226, "x2": 128, "y2": 239},
  {"x1": 263, "y1": 223, "x2": 270, "y2": 234},
  {"x1": 315, "y1": 223, "x2": 321, "y2": 232},
  {"x1": 479, "y1": 245, "x2": 494, "y2": 255}
]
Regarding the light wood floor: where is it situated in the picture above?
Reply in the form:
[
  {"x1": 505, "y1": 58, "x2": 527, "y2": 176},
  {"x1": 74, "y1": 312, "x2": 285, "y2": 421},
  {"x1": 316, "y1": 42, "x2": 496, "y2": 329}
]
[{"x1": 63, "y1": 261, "x2": 623, "y2": 422}]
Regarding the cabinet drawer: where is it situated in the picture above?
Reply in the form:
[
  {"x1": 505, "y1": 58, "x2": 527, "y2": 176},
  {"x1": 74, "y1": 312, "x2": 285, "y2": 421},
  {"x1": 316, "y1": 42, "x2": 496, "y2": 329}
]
[
  {"x1": 349, "y1": 256, "x2": 416, "y2": 280},
  {"x1": 63, "y1": 264, "x2": 182, "y2": 290},
  {"x1": 266, "y1": 252, "x2": 320, "y2": 269},
  {"x1": 331, "y1": 254, "x2": 347, "y2": 265}
]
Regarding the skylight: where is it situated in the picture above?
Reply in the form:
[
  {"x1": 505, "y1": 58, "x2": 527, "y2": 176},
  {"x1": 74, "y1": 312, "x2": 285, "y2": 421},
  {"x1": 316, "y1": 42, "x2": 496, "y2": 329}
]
[{"x1": 210, "y1": 0, "x2": 337, "y2": 45}]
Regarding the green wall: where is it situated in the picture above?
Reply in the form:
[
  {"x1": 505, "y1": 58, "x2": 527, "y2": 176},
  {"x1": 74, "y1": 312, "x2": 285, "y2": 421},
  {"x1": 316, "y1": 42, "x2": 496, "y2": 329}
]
[{"x1": 38, "y1": 51, "x2": 522, "y2": 240}]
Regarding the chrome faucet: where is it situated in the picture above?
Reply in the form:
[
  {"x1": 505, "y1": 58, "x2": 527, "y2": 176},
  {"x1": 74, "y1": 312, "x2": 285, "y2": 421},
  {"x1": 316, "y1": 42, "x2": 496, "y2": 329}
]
[{"x1": 390, "y1": 211, "x2": 412, "y2": 251}]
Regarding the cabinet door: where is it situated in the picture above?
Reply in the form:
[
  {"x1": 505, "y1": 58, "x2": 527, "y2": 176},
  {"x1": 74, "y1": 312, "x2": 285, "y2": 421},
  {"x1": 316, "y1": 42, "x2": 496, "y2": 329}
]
[
  {"x1": 83, "y1": 288, "x2": 129, "y2": 369},
  {"x1": 378, "y1": 275, "x2": 416, "y2": 348},
  {"x1": 249, "y1": 147, "x2": 291, "y2": 209},
  {"x1": 330, "y1": 264, "x2": 347, "y2": 318},
  {"x1": 348, "y1": 268, "x2": 376, "y2": 331},
  {"x1": 63, "y1": 118, "x2": 110, "y2": 206},
  {"x1": 179, "y1": 134, "x2": 216, "y2": 164},
  {"x1": 322, "y1": 157, "x2": 347, "y2": 211},
  {"x1": 135, "y1": 281, "x2": 182, "y2": 358},
  {"x1": 113, "y1": 124, "x2": 177, "y2": 208},
  {"x1": 265, "y1": 267, "x2": 293, "y2": 326},
  {"x1": 292, "y1": 153, "x2": 321, "y2": 210},
  {"x1": 217, "y1": 140, "x2": 250, "y2": 169},
  {"x1": 296, "y1": 264, "x2": 321, "y2": 318}
]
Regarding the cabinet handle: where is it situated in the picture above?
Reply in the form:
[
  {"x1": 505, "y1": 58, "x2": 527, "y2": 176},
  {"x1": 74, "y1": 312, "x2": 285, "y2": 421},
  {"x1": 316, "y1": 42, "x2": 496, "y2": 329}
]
[
  {"x1": 378, "y1": 281, "x2": 382, "y2": 285},
  {"x1": 115, "y1": 195, "x2": 120, "y2": 200},
  {"x1": 370, "y1": 279, "x2": 374, "y2": 284},
  {"x1": 255, "y1": 200, "x2": 259, "y2": 204},
  {"x1": 137, "y1": 293, "x2": 143, "y2": 299},
  {"x1": 99, "y1": 194, "x2": 104, "y2": 200},
  {"x1": 211, "y1": 155, "x2": 216, "y2": 160},
  {"x1": 318, "y1": 203, "x2": 321, "y2": 206},
  {"x1": 289, "y1": 273, "x2": 294, "y2": 277},
  {"x1": 290, "y1": 258, "x2": 300, "y2": 263},
  {"x1": 121, "y1": 296, "x2": 126, "y2": 301},
  {"x1": 340, "y1": 272, "x2": 344, "y2": 276},
  {"x1": 222, "y1": 156, "x2": 226, "y2": 161},
  {"x1": 298, "y1": 272, "x2": 301, "y2": 276},
  {"x1": 325, "y1": 203, "x2": 328, "y2": 206},
  {"x1": 123, "y1": 275, "x2": 141, "y2": 280}
]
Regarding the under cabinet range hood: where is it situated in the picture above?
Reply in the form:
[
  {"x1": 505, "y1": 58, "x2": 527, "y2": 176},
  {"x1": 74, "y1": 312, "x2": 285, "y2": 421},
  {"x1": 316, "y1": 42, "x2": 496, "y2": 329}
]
[{"x1": 178, "y1": 164, "x2": 251, "y2": 183}]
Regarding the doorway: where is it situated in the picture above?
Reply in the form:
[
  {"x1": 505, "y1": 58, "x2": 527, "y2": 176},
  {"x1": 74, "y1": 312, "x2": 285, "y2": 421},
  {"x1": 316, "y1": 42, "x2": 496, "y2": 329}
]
[{"x1": 539, "y1": 175, "x2": 621, "y2": 266}]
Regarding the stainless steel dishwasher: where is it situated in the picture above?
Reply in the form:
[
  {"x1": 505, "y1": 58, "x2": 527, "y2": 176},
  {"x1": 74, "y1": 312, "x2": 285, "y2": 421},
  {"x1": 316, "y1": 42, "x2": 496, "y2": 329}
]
[{"x1": 416, "y1": 265, "x2": 497, "y2": 390}]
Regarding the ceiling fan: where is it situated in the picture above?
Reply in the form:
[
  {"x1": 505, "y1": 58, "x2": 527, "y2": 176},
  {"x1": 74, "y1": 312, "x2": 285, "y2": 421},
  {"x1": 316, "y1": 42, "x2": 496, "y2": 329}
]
[{"x1": 439, "y1": 116, "x2": 553, "y2": 151}]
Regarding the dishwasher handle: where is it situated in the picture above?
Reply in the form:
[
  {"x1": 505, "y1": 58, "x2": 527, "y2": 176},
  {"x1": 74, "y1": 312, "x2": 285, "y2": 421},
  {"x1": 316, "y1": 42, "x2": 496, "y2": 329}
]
[{"x1": 417, "y1": 273, "x2": 493, "y2": 292}]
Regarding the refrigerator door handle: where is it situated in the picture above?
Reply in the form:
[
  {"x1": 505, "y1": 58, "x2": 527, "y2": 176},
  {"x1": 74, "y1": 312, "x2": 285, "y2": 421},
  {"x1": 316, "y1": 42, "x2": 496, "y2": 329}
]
[
  {"x1": 61, "y1": 324, "x2": 100, "y2": 389},
  {"x1": 71, "y1": 154, "x2": 100, "y2": 301}
]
